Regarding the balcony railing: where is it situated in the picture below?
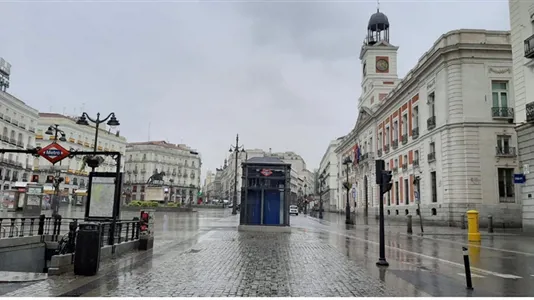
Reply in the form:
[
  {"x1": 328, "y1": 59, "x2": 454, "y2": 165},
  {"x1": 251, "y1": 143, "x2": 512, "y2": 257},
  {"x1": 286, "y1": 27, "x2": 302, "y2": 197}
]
[
  {"x1": 384, "y1": 144, "x2": 390, "y2": 154},
  {"x1": 527, "y1": 102, "x2": 534, "y2": 123},
  {"x1": 525, "y1": 33, "x2": 534, "y2": 59},
  {"x1": 28, "y1": 127, "x2": 35, "y2": 133},
  {"x1": 412, "y1": 127, "x2": 419, "y2": 139},
  {"x1": 392, "y1": 139, "x2": 398, "y2": 149},
  {"x1": 9, "y1": 138, "x2": 16, "y2": 145},
  {"x1": 392, "y1": 167, "x2": 398, "y2": 174},
  {"x1": 16, "y1": 141, "x2": 24, "y2": 148},
  {"x1": 427, "y1": 116, "x2": 436, "y2": 130},
  {"x1": 428, "y1": 152, "x2": 436, "y2": 162},
  {"x1": 1, "y1": 135, "x2": 8, "y2": 142},
  {"x1": 11, "y1": 120, "x2": 18, "y2": 126},
  {"x1": 496, "y1": 147, "x2": 517, "y2": 157},
  {"x1": 19, "y1": 123, "x2": 26, "y2": 130},
  {"x1": 401, "y1": 163, "x2": 407, "y2": 170},
  {"x1": 491, "y1": 107, "x2": 514, "y2": 119},
  {"x1": 413, "y1": 159, "x2": 420, "y2": 167},
  {"x1": 401, "y1": 134, "x2": 408, "y2": 145},
  {"x1": 377, "y1": 149, "x2": 383, "y2": 157}
]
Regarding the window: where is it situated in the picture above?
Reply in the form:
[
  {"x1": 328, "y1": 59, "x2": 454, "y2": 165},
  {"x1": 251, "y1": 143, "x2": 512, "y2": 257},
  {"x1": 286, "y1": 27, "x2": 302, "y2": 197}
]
[
  {"x1": 498, "y1": 168, "x2": 514, "y2": 202},
  {"x1": 369, "y1": 137, "x2": 373, "y2": 151},
  {"x1": 394, "y1": 159, "x2": 398, "y2": 168},
  {"x1": 430, "y1": 142, "x2": 435, "y2": 154},
  {"x1": 378, "y1": 132, "x2": 382, "y2": 148},
  {"x1": 497, "y1": 135, "x2": 511, "y2": 154},
  {"x1": 413, "y1": 106, "x2": 419, "y2": 128},
  {"x1": 385, "y1": 127, "x2": 390, "y2": 145},
  {"x1": 404, "y1": 178, "x2": 409, "y2": 205},
  {"x1": 393, "y1": 121, "x2": 398, "y2": 140},
  {"x1": 402, "y1": 114, "x2": 408, "y2": 135},
  {"x1": 414, "y1": 150, "x2": 419, "y2": 162},
  {"x1": 428, "y1": 92, "x2": 435, "y2": 117},
  {"x1": 492, "y1": 81, "x2": 509, "y2": 108},
  {"x1": 395, "y1": 181, "x2": 399, "y2": 205},
  {"x1": 431, "y1": 171, "x2": 437, "y2": 203},
  {"x1": 403, "y1": 155, "x2": 408, "y2": 166}
]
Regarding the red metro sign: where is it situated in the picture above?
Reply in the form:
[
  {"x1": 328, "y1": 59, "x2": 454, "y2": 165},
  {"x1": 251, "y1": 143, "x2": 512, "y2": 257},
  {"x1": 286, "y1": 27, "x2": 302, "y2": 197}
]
[
  {"x1": 38, "y1": 142, "x2": 71, "y2": 164},
  {"x1": 260, "y1": 169, "x2": 273, "y2": 177}
]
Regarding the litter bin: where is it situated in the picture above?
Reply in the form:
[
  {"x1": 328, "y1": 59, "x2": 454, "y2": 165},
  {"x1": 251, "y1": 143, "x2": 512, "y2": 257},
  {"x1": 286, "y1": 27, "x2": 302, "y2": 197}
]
[{"x1": 74, "y1": 223, "x2": 102, "y2": 276}]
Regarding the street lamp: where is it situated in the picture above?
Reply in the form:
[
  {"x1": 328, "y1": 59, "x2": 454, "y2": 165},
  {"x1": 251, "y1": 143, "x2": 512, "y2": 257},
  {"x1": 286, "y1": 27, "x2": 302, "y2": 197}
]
[
  {"x1": 318, "y1": 174, "x2": 325, "y2": 219},
  {"x1": 76, "y1": 112, "x2": 120, "y2": 170},
  {"x1": 343, "y1": 156, "x2": 354, "y2": 225},
  {"x1": 45, "y1": 124, "x2": 67, "y2": 216},
  {"x1": 304, "y1": 183, "x2": 308, "y2": 214},
  {"x1": 229, "y1": 134, "x2": 246, "y2": 215}
]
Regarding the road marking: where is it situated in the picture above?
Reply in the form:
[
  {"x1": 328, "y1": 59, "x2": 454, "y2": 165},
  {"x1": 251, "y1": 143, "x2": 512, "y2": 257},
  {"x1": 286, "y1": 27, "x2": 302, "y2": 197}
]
[
  {"x1": 307, "y1": 216, "x2": 534, "y2": 258},
  {"x1": 314, "y1": 227, "x2": 524, "y2": 280},
  {"x1": 457, "y1": 273, "x2": 485, "y2": 278}
]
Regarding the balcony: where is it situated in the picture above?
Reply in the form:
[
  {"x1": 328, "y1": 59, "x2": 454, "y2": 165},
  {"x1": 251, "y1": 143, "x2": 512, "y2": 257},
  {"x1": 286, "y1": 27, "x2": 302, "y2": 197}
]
[
  {"x1": 377, "y1": 149, "x2": 383, "y2": 157},
  {"x1": 392, "y1": 139, "x2": 398, "y2": 150},
  {"x1": 384, "y1": 144, "x2": 390, "y2": 154},
  {"x1": 68, "y1": 138, "x2": 75, "y2": 143},
  {"x1": 412, "y1": 127, "x2": 419, "y2": 139},
  {"x1": 491, "y1": 107, "x2": 514, "y2": 119},
  {"x1": 527, "y1": 102, "x2": 534, "y2": 123},
  {"x1": 77, "y1": 140, "x2": 83, "y2": 145},
  {"x1": 3, "y1": 176, "x2": 9, "y2": 181},
  {"x1": 19, "y1": 123, "x2": 26, "y2": 130},
  {"x1": 428, "y1": 152, "x2": 436, "y2": 162},
  {"x1": 427, "y1": 116, "x2": 436, "y2": 130},
  {"x1": 28, "y1": 127, "x2": 35, "y2": 133},
  {"x1": 401, "y1": 163, "x2": 407, "y2": 170},
  {"x1": 401, "y1": 134, "x2": 408, "y2": 145},
  {"x1": 16, "y1": 141, "x2": 23, "y2": 148},
  {"x1": 392, "y1": 167, "x2": 398, "y2": 174},
  {"x1": 413, "y1": 159, "x2": 420, "y2": 167},
  {"x1": 4, "y1": 116, "x2": 10, "y2": 123},
  {"x1": 496, "y1": 147, "x2": 517, "y2": 157},
  {"x1": 9, "y1": 138, "x2": 16, "y2": 145},
  {"x1": 12, "y1": 120, "x2": 18, "y2": 126},
  {"x1": 525, "y1": 33, "x2": 534, "y2": 59},
  {"x1": 141, "y1": 169, "x2": 146, "y2": 173},
  {"x1": 1, "y1": 135, "x2": 8, "y2": 142}
]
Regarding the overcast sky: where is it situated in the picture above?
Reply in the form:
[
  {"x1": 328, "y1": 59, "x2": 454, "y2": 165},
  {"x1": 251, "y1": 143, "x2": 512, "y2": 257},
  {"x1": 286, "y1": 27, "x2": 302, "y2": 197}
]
[{"x1": 0, "y1": 0, "x2": 510, "y2": 180}]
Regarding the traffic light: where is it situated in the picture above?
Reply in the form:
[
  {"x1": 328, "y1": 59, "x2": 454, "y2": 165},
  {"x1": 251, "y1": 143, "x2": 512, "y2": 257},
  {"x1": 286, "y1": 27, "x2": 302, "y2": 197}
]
[{"x1": 381, "y1": 170, "x2": 393, "y2": 194}]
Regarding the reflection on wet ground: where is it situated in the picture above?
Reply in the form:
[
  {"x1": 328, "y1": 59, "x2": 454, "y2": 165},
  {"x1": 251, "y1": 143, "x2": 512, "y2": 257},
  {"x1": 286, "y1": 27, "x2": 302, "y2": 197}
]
[{"x1": 1, "y1": 207, "x2": 533, "y2": 296}]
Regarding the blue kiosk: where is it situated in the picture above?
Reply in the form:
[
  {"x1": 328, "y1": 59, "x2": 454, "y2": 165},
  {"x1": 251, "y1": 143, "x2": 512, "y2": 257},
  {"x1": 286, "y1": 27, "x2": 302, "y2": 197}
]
[{"x1": 238, "y1": 157, "x2": 291, "y2": 231}]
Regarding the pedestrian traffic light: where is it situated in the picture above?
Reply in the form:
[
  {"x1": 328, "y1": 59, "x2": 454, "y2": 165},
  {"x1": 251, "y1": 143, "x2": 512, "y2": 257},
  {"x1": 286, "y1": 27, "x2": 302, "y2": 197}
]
[{"x1": 381, "y1": 170, "x2": 393, "y2": 194}]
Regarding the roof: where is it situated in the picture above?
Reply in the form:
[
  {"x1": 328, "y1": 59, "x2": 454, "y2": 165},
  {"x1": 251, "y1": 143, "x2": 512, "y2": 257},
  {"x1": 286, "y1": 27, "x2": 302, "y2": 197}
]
[
  {"x1": 127, "y1": 140, "x2": 198, "y2": 154},
  {"x1": 244, "y1": 156, "x2": 291, "y2": 166},
  {"x1": 368, "y1": 10, "x2": 389, "y2": 31}
]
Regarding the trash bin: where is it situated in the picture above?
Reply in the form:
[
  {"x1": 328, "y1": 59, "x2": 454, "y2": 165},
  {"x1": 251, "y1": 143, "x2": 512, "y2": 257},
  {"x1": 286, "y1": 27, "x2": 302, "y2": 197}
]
[{"x1": 74, "y1": 223, "x2": 101, "y2": 276}]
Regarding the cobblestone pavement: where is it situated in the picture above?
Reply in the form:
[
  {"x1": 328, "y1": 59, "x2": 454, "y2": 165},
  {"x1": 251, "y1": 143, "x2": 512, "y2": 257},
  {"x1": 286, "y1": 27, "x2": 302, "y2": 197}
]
[{"x1": 2, "y1": 208, "x2": 533, "y2": 296}]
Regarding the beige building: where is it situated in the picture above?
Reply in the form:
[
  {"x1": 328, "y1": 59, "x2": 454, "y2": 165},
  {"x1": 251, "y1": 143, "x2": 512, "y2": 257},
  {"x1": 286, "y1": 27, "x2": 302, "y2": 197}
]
[
  {"x1": 334, "y1": 9, "x2": 519, "y2": 227},
  {"x1": 509, "y1": 0, "x2": 534, "y2": 231},
  {"x1": 0, "y1": 76, "x2": 39, "y2": 189},
  {"x1": 123, "y1": 141, "x2": 201, "y2": 203}
]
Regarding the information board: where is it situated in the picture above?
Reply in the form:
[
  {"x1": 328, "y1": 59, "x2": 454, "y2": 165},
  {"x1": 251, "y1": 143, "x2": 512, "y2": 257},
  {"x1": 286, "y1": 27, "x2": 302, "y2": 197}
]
[{"x1": 89, "y1": 176, "x2": 116, "y2": 218}]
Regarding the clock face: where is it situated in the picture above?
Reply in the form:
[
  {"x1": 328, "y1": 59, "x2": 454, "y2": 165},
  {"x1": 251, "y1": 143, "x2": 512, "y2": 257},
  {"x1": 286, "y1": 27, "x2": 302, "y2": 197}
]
[{"x1": 376, "y1": 59, "x2": 389, "y2": 72}]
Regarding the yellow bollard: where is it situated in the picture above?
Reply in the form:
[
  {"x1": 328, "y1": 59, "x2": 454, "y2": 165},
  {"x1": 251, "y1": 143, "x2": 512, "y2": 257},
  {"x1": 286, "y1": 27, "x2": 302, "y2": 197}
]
[{"x1": 466, "y1": 210, "x2": 481, "y2": 242}]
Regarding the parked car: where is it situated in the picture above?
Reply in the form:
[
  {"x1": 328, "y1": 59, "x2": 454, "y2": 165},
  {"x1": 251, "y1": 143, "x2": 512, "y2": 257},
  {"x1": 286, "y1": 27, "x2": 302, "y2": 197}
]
[{"x1": 289, "y1": 205, "x2": 298, "y2": 216}]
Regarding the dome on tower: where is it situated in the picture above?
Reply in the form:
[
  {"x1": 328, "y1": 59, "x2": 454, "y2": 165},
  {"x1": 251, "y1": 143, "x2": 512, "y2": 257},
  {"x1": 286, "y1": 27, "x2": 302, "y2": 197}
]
[{"x1": 367, "y1": 10, "x2": 389, "y2": 31}]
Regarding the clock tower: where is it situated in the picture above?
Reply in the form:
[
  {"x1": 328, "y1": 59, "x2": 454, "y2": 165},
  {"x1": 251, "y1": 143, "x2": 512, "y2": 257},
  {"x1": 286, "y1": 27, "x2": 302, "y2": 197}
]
[{"x1": 359, "y1": 8, "x2": 399, "y2": 110}]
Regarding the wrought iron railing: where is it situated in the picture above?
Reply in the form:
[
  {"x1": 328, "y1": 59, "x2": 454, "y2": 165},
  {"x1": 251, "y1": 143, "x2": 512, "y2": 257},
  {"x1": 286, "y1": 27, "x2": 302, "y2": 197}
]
[
  {"x1": 401, "y1": 134, "x2": 408, "y2": 145},
  {"x1": 392, "y1": 139, "x2": 399, "y2": 149},
  {"x1": 377, "y1": 149, "x2": 383, "y2": 157},
  {"x1": 526, "y1": 102, "x2": 534, "y2": 123},
  {"x1": 427, "y1": 116, "x2": 436, "y2": 130},
  {"x1": 384, "y1": 144, "x2": 390, "y2": 153},
  {"x1": 525, "y1": 33, "x2": 534, "y2": 59},
  {"x1": 491, "y1": 107, "x2": 514, "y2": 119},
  {"x1": 428, "y1": 152, "x2": 436, "y2": 162},
  {"x1": 412, "y1": 127, "x2": 419, "y2": 139},
  {"x1": 495, "y1": 147, "x2": 517, "y2": 157}
]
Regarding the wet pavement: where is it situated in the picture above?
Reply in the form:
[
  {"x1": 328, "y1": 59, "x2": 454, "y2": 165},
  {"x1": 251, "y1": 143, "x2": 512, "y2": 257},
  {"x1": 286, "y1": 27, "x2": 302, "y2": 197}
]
[{"x1": 1, "y1": 207, "x2": 534, "y2": 296}]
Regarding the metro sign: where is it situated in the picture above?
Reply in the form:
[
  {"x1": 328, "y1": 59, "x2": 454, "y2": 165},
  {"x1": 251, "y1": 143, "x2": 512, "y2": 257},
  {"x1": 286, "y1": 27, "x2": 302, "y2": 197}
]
[
  {"x1": 260, "y1": 169, "x2": 273, "y2": 177},
  {"x1": 38, "y1": 142, "x2": 70, "y2": 164}
]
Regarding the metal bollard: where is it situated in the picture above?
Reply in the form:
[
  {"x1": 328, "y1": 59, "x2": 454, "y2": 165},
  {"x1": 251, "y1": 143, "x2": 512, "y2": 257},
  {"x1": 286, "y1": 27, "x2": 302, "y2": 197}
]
[
  {"x1": 462, "y1": 247, "x2": 474, "y2": 290},
  {"x1": 488, "y1": 215, "x2": 493, "y2": 233},
  {"x1": 407, "y1": 215, "x2": 413, "y2": 234}
]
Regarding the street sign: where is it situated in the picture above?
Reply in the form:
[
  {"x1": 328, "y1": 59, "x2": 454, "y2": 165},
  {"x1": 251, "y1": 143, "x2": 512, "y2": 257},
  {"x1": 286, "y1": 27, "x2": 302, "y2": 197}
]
[
  {"x1": 260, "y1": 169, "x2": 272, "y2": 176},
  {"x1": 514, "y1": 174, "x2": 526, "y2": 184},
  {"x1": 38, "y1": 142, "x2": 70, "y2": 164}
]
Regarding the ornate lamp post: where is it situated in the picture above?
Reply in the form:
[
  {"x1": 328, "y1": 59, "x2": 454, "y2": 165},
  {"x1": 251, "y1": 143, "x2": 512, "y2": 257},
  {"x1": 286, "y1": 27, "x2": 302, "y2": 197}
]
[
  {"x1": 45, "y1": 125, "x2": 67, "y2": 216},
  {"x1": 229, "y1": 134, "x2": 246, "y2": 215},
  {"x1": 76, "y1": 112, "x2": 120, "y2": 171},
  {"x1": 343, "y1": 156, "x2": 354, "y2": 225}
]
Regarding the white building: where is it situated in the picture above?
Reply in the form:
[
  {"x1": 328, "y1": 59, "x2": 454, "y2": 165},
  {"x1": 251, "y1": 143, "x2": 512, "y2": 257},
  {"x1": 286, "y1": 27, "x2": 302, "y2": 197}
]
[
  {"x1": 123, "y1": 141, "x2": 201, "y2": 203},
  {"x1": 334, "y1": 9, "x2": 519, "y2": 227},
  {"x1": 318, "y1": 137, "x2": 344, "y2": 212},
  {"x1": 0, "y1": 87, "x2": 39, "y2": 190},
  {"x1": 36, "y1": 113, "x2": 127, "y2": 195},
  {"x1": 509, "y1": 0, "x2": 534, "y2": 231}
]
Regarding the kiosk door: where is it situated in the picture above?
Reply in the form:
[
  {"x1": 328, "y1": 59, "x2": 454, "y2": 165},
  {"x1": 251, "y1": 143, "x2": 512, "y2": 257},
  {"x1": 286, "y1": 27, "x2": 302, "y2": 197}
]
[{"x1": 263, "y1": 190, "x2": 280, "y2": 225}]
